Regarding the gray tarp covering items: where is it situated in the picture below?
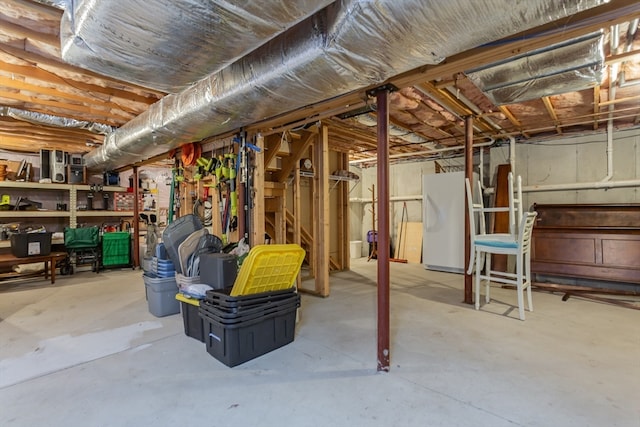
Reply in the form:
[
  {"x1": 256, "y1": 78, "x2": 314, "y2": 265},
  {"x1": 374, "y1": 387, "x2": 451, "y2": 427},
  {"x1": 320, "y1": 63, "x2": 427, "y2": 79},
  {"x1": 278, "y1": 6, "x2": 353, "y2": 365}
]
[{"x1": 81, "y1": 0, "x2": 608, "y2": 171}]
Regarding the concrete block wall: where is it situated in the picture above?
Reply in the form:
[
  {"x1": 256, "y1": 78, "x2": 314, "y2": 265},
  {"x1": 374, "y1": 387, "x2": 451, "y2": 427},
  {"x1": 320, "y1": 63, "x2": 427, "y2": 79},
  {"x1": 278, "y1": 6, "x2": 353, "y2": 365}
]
[
  {"x1": 350, "y1": 127, "x2": 640, "y2": 258},
  {"x1": 490, "y1": 127, "x2": 640, "y2": 208}
]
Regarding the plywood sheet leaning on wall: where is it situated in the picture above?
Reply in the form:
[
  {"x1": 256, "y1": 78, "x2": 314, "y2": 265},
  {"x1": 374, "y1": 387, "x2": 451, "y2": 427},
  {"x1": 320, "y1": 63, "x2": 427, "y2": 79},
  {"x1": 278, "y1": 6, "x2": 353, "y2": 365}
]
[{"x1": 395, "y1": 222, "x2": 423, "y2": 264}]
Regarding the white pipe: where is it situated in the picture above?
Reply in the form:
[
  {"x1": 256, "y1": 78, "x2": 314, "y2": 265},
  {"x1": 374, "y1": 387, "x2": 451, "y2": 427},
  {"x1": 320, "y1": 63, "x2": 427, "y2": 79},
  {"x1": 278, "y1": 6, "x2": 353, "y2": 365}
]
[
  {"x1": 479, "y1": 147, "x2": 485, "y2": 189},
  {"x1": 349, "y1": 139, "x2": 494, "y2": 165},
  {"x1": 522, "y1": 178, "x2": 640, "y2": 192},
  {"x1": 349, "y1": 195, "x2": 423, "y2": 203},
  {"x1": 509, "y1": 135, "x2": 516, "y2": 178},
  {"x1": 602, "y1": 121, "x2": 614, "y2": 182},
  {"x1": 601, "y1": 24, "x2": 621, "y2": 183}
]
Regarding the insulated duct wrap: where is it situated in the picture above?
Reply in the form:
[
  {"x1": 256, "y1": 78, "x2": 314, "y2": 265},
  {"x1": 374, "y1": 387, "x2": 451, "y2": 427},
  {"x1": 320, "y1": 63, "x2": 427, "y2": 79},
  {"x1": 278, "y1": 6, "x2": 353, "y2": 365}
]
[
  {"x1": 84, "y1": 0, "x2": 608, "y2": 171},
  {"x1": 0, "y1": 107, "x2": 114, "y2": 135},
  {"x1": 60, "y1": 0, "x2": 335, "y2": 92},
  {"x1": 465, "y1": 32, "x2": 605, "y2": 105}
]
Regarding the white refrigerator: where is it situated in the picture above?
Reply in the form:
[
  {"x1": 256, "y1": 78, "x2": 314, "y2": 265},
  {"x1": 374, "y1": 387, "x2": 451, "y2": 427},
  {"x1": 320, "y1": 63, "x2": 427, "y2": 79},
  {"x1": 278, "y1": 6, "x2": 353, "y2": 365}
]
[{"x1": 422, "y1": 171, "x2": 473, "y2": 273}]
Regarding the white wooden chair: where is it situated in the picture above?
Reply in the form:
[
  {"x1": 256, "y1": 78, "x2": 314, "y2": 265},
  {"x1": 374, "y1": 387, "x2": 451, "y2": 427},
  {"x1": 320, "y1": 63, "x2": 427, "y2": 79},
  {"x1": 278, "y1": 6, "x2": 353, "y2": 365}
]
[
  {"x1": 465, "y1": 176, "x2": 537, "y2": 320},
  {"x1": 465, "y1": 174, "x2": 519, "y2": 274}
]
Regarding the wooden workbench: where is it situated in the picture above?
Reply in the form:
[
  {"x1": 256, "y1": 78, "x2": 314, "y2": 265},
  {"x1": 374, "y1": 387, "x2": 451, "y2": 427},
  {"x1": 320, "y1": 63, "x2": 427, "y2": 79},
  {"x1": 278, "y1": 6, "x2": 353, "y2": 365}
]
[{"x1": 0, "y1": 252, "x2": 67, "y2": 284}]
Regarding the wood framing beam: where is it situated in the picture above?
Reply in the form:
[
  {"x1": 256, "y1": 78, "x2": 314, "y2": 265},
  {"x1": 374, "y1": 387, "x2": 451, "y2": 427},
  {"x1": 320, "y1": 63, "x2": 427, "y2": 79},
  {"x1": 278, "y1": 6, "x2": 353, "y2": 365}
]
[
  {"x1": 263, "y1": 134, "x2": 283, "y2": 172},
  {"x1": 274, "y1": 192, "x2": 286, "y2": 244},
  {"x1": 0, "y1": 16, "x2": 60, "y2": 47},
  {"x1": 250, "y1": 134, "x2": 265, "y2": 246},
  {"x1": 606, "y1": 48, "x2": 640, "y2": 65},
  {"x1": 286, "y1": 209, "x2": 313, "y2": 248},
  {"x1": 4, "y1": 0, "x2": 63, "y2": 20},
  {"x1": 0, "y1": 90, "x2": 128, "y2": 122},
  {"x1": 0, "y1": 43, "x2": 165, "y2": 99},
  {"x1": 415, "y1": 82, "x2": 495, "y2": 133},
  {"x1": 312, "y1": 125, "x2": 330, "y2": 297},
  {"x1": 0, "y1": 76, "x2": 134, "y2": 118},
  {"x1": 541, "y1": 96, "x2": 562, "y2": 134},
  {"x1": 264, "y1": 181, "x2": 286, "y2": 198},
  {"x1": 402, "y1": 109, "x2": 456, "y2": 140},
  {"x1": 598, "y1": 94, "x2": 640, "y2": 107},
  {"x1": 498, "y1": 105, "x2": 530, "y2": 138},
  {"x1": 275, "y1": 130, "x2": 314, "y2": 182},
  {"x1": 293, "y1": 162, "x2": 302, "y2": 288},
  {"x1": 0, "y1": 60, "x2": 153, "y2": 112},
  {"x1": 339, "y1": 151, "x2": 350, "y2": 271},
  {"x1": 0, "y1": 127, "x2": 93, "y2": 142},
  {"x1": 0, "y1": 134, "x2": 89, "y2": 152}
]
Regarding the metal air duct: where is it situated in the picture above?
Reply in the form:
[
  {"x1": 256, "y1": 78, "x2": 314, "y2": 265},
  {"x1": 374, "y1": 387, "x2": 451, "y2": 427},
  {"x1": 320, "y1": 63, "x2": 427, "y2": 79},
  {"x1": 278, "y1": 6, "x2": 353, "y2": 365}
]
[
  {"x1": 60, "y1": 0, "x2": 335, "y2": 92},
  {"x1": 0, "y1": 106, "x2": 114, "y2": 135},
  {"x1": 465, "y1": 31, "x2": 605, "y2": 105},
  {"x1": 84, "y1": 0, "x2": 608, "y2": 171}
]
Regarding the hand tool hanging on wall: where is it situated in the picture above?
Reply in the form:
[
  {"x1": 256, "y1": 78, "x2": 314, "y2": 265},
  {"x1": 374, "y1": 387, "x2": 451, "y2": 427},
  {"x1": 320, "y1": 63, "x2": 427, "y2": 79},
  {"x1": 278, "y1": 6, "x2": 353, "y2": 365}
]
[
  {"x1": 225, "y1": 153, "x2": 238, "y2": 231},
  {"x1": 233, "y1": 131, "x2": 261, "y2": 242}
]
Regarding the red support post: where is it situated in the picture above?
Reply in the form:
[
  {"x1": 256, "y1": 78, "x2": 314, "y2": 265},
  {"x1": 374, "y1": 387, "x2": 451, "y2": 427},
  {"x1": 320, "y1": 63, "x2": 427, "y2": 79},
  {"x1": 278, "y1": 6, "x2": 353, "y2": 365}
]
[
  {"x1": 464, "y1": 116, "x2": 474, "y2": 304},
  {"x1": 373, "y1": 86, "x2": 393, "y2": 372},
  {"x1": 132, "y1": 166, "x2": 140, "y2": 268}
]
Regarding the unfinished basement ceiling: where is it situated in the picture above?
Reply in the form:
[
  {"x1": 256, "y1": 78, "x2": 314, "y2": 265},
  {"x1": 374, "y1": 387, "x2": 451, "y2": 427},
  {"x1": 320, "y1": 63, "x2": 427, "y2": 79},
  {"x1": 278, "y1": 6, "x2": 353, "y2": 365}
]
[{"x1": 0, "y1": 0, "x2": 639, "y2": 169}]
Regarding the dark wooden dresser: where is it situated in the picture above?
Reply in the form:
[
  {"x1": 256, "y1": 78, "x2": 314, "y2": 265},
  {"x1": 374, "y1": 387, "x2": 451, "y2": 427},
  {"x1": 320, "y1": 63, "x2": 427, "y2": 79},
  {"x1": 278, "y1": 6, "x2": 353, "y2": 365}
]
[{"x1": 531, "y1": 204, "x2": 640, "y2": 285}]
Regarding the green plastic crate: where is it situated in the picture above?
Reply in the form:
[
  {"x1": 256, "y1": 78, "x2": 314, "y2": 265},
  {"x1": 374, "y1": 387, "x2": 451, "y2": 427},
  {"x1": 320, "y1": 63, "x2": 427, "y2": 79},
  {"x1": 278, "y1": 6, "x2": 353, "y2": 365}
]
[{"x1": 102, "y1": 232, "x2": 130, "y2": 266}]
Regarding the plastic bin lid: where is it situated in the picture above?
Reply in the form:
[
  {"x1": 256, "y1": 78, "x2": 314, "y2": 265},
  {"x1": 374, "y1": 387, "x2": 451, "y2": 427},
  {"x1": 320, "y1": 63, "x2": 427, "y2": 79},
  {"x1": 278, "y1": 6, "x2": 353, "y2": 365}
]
[
  {"x1": 176, "y1": 293, "x2": 200, "y2": 306},
  {"x1": 229, "y1": 244, "x2": 305, "y2": 297}
]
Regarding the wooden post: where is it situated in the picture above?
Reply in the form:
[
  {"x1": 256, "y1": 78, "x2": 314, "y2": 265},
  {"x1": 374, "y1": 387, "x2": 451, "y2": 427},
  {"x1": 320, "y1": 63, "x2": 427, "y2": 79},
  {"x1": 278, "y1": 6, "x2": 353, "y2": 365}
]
[
  {"x1": 313, "y1": 125, "x2": 330, "y2": 296},
  {"x1": 293, "y1": 160, "x2": 302, "y2": 288},
  {"x1": 339, "y1": 152, "x2": 350, "y2": 271},
  {"x1": 275, "y1": 191, "x2": 286, "y2": 244},
  {"x1": 251, "y1": 134, "x2": 265, "y2": 247}
]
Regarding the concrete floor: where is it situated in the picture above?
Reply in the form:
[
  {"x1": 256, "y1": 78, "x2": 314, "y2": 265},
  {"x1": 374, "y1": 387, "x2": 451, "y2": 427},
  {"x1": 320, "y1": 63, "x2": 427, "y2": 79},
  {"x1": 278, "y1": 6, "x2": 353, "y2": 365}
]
[{"x1": 0, "y1": 258, "x2": 638, "y2": 427}]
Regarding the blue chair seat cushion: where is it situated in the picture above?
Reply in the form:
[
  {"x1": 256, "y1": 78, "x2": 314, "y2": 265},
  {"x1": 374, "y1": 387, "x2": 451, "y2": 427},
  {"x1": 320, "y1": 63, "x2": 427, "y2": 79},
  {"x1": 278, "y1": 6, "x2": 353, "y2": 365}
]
[{"x1": 475, "y1": 239, "x2": 518, "y2": 249}]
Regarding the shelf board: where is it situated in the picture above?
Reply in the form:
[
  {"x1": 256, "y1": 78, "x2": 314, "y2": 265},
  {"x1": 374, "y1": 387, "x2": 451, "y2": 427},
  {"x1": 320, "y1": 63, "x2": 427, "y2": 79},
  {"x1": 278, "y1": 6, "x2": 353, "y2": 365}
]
[
  {"x1": 0, "y1": 181, "x2": 71, "y2": 190},
  {"x1": 0, "y1": 211, "x2": 71, "y2": 218},
  {"x1": 0, "y1": 237, "x2": 64, "y2": 249},
  {"x1": 299, "y1": 171, "x2": 359, "y2": 182},
  {"x1": 75, "y1": 210, "x2": 134, "y2": 217},
  {"x1": 74, "y1": 185, "x2": 129, "y2": 192},
  {"x1": 0, "y1": 182, "x2": 129, "y2": 192}
]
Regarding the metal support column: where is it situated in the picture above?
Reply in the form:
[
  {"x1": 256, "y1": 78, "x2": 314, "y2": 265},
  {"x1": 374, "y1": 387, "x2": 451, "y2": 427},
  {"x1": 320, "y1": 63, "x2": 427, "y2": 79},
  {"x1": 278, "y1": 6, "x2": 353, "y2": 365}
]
[
  {"x1": 464, "y1": 116, "x2": 474, "y2": 304},
  {"x1": 132, "y1": 166, "x2": 140, "y2": 268},
  {"x1": 368, "y1": 83, "x2": 396, "y2": 372}
]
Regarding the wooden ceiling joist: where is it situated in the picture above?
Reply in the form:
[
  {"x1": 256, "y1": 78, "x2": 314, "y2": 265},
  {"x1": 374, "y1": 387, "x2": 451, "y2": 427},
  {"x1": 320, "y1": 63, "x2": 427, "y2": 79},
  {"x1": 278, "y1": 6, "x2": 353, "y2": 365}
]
[
  {"x1": 0, "y1": 43, "x2": 165, "y2": 100},
  {"x1": 0, "y1": 16, "x2": 59, "y2": 47},
  {"x1": 0, "y1": 75, "x2": 135, "y2": 114},
  {"x1": 0, "y1": 90, "x2": 131, "y2": 122},
  {"x1": 541, "y1": 97, "x2": 562, "y2": 135},
  {"x1": 0, "y1": 60, "x2": 153, "y2": 113}
]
